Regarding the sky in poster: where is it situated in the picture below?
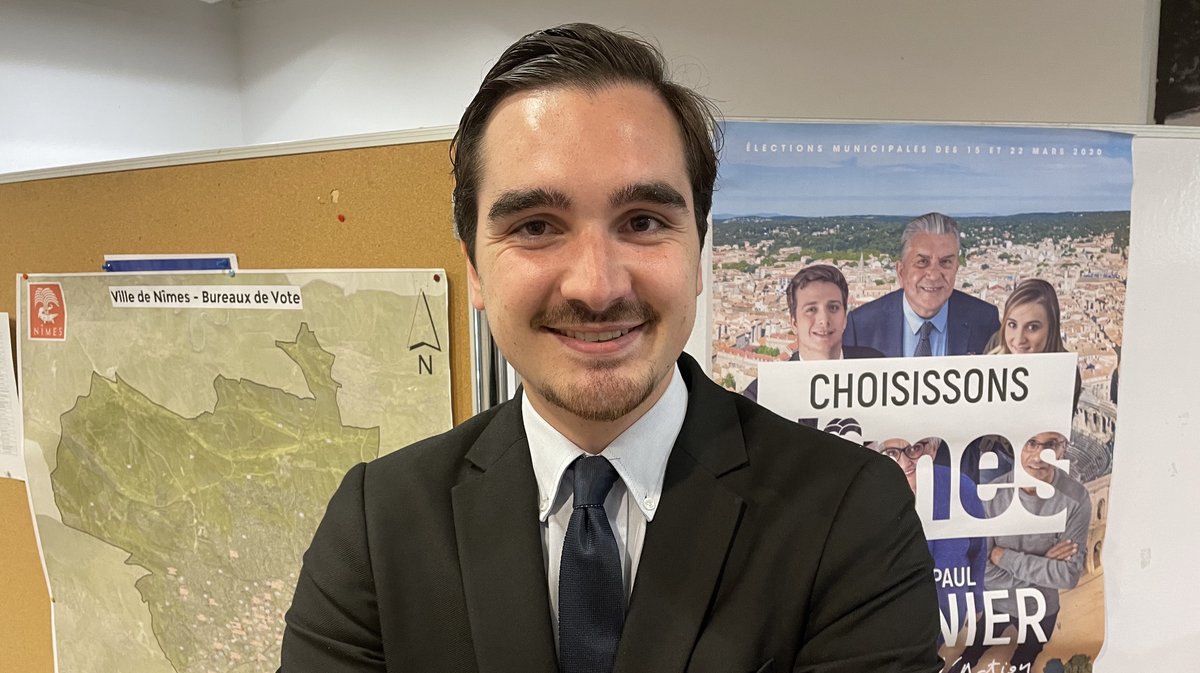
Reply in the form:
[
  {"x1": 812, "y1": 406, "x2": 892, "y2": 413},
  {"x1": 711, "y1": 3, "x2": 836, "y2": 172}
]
[{"x1": 715, "y1": 122, "x2": 1133, "y2": 217}]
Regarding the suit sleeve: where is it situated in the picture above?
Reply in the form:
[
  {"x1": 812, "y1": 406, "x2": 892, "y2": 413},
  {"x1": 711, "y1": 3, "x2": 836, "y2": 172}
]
[
  {"x1": 994, "y1": 494, "x2": 1091, "y2": 591},
  {"x1": 279, "y1": 463, "x2": 386, "y2": 672},
  {"x1": 794, "y1": 456, "x2": 943, "y2": 673}
]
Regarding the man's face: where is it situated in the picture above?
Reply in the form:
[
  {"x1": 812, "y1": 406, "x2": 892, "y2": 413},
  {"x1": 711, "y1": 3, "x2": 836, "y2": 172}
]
[
  {"x1": 896, "y1": 232, "x2": 959, "y2": 319},
  {"x1": 467, "y1": 84, "x2": 701, "y2": 425},
  {"x1": 790, "y1": 281, "x2": 846, "y2": 358},
  {"x1": 1020, "y1": 431, "x2": 1067, "y2": 484}
]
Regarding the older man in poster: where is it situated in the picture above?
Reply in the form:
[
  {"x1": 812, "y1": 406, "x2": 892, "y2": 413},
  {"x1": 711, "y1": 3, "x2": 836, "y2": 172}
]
[{"x1": 843, "y1": 212, "x2": 999, "y2": 357}]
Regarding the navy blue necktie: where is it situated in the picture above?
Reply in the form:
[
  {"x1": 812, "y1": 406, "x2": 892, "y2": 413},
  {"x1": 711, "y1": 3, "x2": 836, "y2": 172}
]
[
  {"x1": 914, "y1": 320, "x2": 935, "y2": 357},
  {"x1": 558, "y1": 456, "x2": 624, "y2": 673}
]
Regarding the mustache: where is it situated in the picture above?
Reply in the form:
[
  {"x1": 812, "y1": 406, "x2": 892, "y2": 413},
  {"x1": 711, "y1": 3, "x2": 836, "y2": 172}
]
[{"x1": 532, "y1": 298, "x2": 658, "y2": 328}]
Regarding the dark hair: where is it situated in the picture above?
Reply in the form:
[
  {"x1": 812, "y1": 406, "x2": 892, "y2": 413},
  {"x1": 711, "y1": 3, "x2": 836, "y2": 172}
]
[
  {"x1": 786, "y1": 264, "x2": 849, "y2": 319},
  {"x1": 991, "y1": 278, "x2": 1067, "y2": 354},
  {"x1": 450, "y1": 23, "x2": 721, "y2": 262}
]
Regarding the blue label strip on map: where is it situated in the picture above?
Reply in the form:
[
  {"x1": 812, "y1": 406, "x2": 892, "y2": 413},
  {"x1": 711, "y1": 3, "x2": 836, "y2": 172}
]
[{"x1": 103, "y1": 258, "x2": 233, "y2": 273}]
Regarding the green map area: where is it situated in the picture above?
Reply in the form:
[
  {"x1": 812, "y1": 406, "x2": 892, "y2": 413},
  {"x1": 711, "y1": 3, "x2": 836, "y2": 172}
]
[{"x1": 51, "y1": 324, "x2": 378, "y2": 673}]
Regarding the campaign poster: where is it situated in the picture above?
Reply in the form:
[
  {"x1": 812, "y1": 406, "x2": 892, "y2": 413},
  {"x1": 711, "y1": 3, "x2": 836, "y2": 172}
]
[{"x1": 711, "y1": 122, "x2": 1131, "y2": 672}]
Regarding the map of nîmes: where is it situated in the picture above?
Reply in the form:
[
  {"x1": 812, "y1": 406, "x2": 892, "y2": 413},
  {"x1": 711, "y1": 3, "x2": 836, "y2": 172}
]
[{"x1": 20, "y1": 270, "x2": 451, "y2": 673}]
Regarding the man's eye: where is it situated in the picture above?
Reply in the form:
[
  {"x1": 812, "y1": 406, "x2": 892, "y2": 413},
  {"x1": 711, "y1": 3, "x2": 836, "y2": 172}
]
[
  {"x1": 629, "y1": 215, "x2": 663, "y2": 232},
  {"x1": 517, "y1": 220, "x2": 549, "y2": 236}
]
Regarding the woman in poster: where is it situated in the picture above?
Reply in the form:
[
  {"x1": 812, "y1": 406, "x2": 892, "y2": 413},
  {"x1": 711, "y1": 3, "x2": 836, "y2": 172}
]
[{"x1": 961, "y1": 278, "x2": 1082, "y2": 484}]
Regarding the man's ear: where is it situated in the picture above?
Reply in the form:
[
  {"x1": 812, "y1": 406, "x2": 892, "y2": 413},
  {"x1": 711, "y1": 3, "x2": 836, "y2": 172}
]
[{"x1": 462, "y1": 240, "x2": 486, "y2": 312}]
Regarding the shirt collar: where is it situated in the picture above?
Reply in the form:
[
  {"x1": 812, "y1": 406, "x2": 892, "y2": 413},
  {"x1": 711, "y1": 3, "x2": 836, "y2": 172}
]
[
  {"x1": 524, "y1": 364, "x2": 687, "y2": 524},
  {"x1": 901, "y1": 292, "x2": 949, "y2": 334}
]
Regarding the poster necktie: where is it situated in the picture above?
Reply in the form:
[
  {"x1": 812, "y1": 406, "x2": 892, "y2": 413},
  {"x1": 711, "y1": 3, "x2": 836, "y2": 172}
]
[
  {"x1": 914, "y1": 320, "x2": 934, "y2": 357},
  {"x1": 558, "y1": 455, "x2": 624, "y2": 673}
]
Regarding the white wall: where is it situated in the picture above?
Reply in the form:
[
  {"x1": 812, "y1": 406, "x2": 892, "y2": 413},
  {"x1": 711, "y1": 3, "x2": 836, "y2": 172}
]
[
  {"x1": 0, "y1": 0, "x2": 1159, "y2": 175},
  {"x1": 0, "y1": 0, "x2": 242, "y2": 174},
  {"x1": 1093, "y1": 134, "x2": 1200, "y2": 672},
  {"x1": 234, "y1": 0, "x2": 1158, "y2": 146}
]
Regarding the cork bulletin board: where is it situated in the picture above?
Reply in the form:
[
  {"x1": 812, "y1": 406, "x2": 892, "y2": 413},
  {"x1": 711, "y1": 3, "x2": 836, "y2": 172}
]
[{"x1": 0, "y1": 137, "x2": 469, "y2": 673}]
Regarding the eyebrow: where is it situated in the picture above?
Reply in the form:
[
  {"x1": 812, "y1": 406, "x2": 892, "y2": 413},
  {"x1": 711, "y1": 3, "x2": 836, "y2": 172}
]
[
  {"x1": 487, "y1": 187, "x2": 571, "y2": 224},
  {"x1": 609, "y1": 181, "x2": 688, "y2": 211}
]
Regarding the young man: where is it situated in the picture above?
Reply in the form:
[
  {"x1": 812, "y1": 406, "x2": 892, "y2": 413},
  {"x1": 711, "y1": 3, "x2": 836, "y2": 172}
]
[{"x1": 281, "y1": 24, "x2": 941, "y2": 673}]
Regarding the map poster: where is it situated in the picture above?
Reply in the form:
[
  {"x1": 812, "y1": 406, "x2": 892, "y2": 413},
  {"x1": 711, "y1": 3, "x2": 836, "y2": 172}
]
[
  {"x1": 18, "y1": 269, "x2": 452, "y2": 673},
  {"x1": 1, "y1": 312, "x2": 26, "y2": 480},
  {"x1": 710, "y1": 121, "x2": 1132, "y2": 672}
]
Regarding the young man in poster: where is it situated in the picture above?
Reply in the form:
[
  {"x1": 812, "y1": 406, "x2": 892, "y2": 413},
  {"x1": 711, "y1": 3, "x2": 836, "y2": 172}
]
[
  {"x1": 742, "y1": 264, "x2": 882, "y2": 401},
  {"x1": 280, "y1": 23, "x2": 942, "y2": 673}
]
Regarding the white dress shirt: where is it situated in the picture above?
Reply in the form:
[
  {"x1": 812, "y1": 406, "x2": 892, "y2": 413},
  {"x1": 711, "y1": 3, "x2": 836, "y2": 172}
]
[
  {"x1": 523, "y1": 365, "x2": 688, "y2": 646},
  {"x1": 901, "y1": 294, "x2": 949, "y2": 356}
]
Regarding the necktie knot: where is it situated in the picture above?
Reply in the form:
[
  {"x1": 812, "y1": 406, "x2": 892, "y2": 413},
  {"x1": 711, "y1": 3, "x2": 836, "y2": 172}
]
[
  {"x1": 572, "y1": 456, "x2": 619, "y2": 507},
  {"x1": 919, "y1": 320, "x2": 934, "y2": 337}
]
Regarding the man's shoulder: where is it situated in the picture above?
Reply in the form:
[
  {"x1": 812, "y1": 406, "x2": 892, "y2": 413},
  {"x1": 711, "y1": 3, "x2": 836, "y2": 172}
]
[
  {"x1": 843, "y1": 345, "x2": 885, "y2": 359},
  {"x1": 365, "y1": 400, "x2": 513, "y2": 480},
  {"x1": 948, "y1": 289, "x2": 999, "y2": 315},
  {"x1": 1055, "y1": 468, "x2": 1093, "y2": 503},
  {"x1": 984, "y1": 468, "x2": 1092, "y2": 503},
  {"x1": 848, "y1": 289, "x2": 903, "y2": 320},
  {"x1": 729, "y1": 391, "x2": 884, "y2": 485}
]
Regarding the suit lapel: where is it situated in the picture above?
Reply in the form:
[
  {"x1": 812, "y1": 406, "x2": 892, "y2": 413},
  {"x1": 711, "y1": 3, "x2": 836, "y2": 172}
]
[
  {"x1": 615, "y1": 356, "x2": 747, "y2": 673},
  {"x1": 884, "y1": 291, "x2": 907, "y2": 357},
  {"x1": 945, "y1": 292, "x2": 971, "y2": 355},
  {"x1": 452, "y1": 399, "x2": 558, "y2": 673}
]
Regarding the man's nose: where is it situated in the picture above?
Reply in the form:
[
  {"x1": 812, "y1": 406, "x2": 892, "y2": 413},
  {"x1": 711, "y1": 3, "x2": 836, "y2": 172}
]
[{"x1": 559, "y1": 229, "x2": 633, "y2": 311}]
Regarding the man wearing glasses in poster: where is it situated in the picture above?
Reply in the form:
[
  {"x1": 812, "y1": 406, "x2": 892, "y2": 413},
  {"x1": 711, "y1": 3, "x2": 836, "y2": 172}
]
[
  {"x1": 873, "y1": 437, "x2": 986, "y2": 648},
  {"x1": 947, "y1": 431, "x2": 1091, "y2": 673}
]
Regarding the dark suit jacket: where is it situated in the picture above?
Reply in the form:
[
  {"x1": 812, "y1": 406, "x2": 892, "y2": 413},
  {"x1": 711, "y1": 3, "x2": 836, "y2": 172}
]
[
  {"x1": 843, "y1": 289, "x2": 1000, "y2": 358},
  {"x1": 280, "y1": 354, "x2": 941, "y2": 673}
]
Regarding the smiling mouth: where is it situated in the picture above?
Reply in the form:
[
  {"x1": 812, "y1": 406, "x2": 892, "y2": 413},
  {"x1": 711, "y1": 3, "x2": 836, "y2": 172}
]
[
  {"x1": 918, "y1": 285, "x2": 946, "y2": 293},
  {"x1": 551, "y1": 326, "x2": 636, "y2": 343}
]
